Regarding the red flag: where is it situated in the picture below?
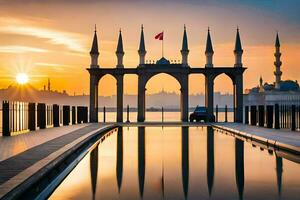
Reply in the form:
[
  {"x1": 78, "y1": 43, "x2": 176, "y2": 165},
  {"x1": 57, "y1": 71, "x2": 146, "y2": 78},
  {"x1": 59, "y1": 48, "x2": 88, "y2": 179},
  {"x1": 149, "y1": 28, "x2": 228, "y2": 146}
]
[{"x1": 155, "y1": 32, "x2": 164, "y2": 40}]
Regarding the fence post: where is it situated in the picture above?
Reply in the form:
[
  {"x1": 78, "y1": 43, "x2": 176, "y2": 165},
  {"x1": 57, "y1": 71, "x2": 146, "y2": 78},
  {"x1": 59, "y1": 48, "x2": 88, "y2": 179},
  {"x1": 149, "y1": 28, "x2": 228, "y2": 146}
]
[
  {"x1": 53, "y1": 104, "x2": 60, "y2": 127},
  {"x1": 28, "y1": 103, "x2": 36, "y2": 131},
  {"x1": 266, "y1": 105, "x2": 273, "y2": 128},
  {"x1": 126, "y1": 105, "x2": 130, "y2": 123},
  {"x1": 258, "y1": 105, "x2": 265, "y2": 127},
  {"x1": 2, "y1": 101, "x2": 10, "y2": 136},
  {"x1": 103, "y1": 106, "x2": 106, "y2": 123},
  {"x1": 72, "y1": 106, "x2": 76, "y2": 125},
  {"x1": 250, "y1": 105, "x2": 257, "y2": 126},
  {"x1": 225, "y1": 105, "x2": 228, "y2": 122},
  {"x1": 291, "y1": 105, "x2": 296, "y2": 131},
  {"x1": 275, "y1": 104, "x2": 280, "y2": 129},
  {"x1": 215, "y1": 105, "x2": 218, "y2": 122},
  {"x1": 63, "y1": 105, "x2": 70, "y2": 126}
]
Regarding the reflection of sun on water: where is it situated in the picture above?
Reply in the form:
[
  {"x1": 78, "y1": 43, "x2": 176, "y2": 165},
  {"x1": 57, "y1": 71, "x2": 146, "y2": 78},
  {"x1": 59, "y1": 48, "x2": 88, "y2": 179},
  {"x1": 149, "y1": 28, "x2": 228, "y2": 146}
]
[{"x1": 16, "y1": 73, "x2": 29, "y2": 84}]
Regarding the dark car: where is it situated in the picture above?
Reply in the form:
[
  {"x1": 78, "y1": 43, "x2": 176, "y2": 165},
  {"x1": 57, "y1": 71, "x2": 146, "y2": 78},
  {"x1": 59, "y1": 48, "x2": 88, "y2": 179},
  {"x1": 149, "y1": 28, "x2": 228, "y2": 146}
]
[{"x1": 190, "y1": 106, "x2": 209, "y2": 122}]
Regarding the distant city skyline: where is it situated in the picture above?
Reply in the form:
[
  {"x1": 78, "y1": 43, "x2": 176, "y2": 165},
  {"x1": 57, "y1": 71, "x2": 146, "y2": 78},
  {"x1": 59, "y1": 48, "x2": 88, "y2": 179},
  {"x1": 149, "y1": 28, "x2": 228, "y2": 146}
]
[{"x1": 0, "y1": 0, "x2": 299, "y2": 95}]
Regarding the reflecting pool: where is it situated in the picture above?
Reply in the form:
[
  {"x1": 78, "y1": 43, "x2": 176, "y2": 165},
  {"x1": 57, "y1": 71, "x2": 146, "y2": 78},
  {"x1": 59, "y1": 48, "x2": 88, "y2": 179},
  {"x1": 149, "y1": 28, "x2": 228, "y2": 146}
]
[{"x1": 50, "y1": 126, "x2": 300, "y2": 200}]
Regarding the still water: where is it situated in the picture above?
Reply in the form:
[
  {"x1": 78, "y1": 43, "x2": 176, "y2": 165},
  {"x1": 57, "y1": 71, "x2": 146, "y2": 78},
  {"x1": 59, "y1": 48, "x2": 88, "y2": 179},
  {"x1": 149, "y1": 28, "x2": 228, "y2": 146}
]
[{"x1": 50, "y1": 126, "x2": 300, "y2": 200}]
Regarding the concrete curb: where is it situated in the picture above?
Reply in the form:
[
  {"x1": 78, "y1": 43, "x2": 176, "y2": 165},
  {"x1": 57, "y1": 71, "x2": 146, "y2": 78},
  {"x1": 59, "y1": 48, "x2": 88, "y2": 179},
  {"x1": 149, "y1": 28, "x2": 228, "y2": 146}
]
[{"x1": 213, "y1": 124, "x2": 300, "y2": 155}]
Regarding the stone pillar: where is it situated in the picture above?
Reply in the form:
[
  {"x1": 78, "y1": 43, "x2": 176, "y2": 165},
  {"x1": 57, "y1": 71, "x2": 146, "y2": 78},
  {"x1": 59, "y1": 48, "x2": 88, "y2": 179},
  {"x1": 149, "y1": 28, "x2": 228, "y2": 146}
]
[
  {"x1": 116, "y1": 75, "x2": 124, "y2": 122},
  {"x1": 205, "y1": 75, "x2": 214, "y2": 122},
  {"x1": 138, "y1": 75, "x2": 146, "y2": 122},
  {"x1": 180, "y1": 75, "x2": 189, "y2": 122},
  {"x1": 235, "y1": 74, "x2": 243, "y2": 123},
  {"x1": 89, "y1": 75, "x2": 98, "y2": 122}
]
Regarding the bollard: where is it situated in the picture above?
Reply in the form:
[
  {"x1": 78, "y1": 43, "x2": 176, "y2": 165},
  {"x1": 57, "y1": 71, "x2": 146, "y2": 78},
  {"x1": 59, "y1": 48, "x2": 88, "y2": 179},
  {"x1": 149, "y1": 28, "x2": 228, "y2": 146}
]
[
  {"x1": 103, "y1": 106, "x2": 106, "y2": 123},
  {"x1": 291, "y1": 105, "x2": 296, "y2": 131},
  {"x1": 275, "y1": 104, "x2": 280, "y2": 129},
  {"x1": 162, "y1": 107, "x2": 164, "y2": 123},
  {"x1": 53, "y1": 104, "x2": 60, "y2": 127},
  {"x1": 244, "y1": 106, "x2": 249, "y2": 124},
  {"x1": 2, "y1": 101, "x2": 10, "y2": 136},
  {"x1": 126, "y1": 105, "x2": 130, "y2": 123},
  {"x1": 72, "y1": 106, "x2": 76, "y2": 125},
  {"x1": 258, "y1": 105, "x2": 265, "y2": 127},
  {"x1": 225, "y1": 105, "x2": 228, "y2": 122},
  {"x1": 28, "y1": 103, "x2": 36, "y2": 131},
  {"x1": 37, "y1": 103, "x2": 46, "y2": 129},
  {"x1": 250, "y1": 106, "x2": 257, "y2": 126},
  {"x1": 63, "y1": 105, "x2": 70, "y2": 126},
  {"x1": 266, "y1": 105, "x2": 273, "y2": 128},
  {"x1": 216, "y1": 105, "x2": 218, "y2": 122}
]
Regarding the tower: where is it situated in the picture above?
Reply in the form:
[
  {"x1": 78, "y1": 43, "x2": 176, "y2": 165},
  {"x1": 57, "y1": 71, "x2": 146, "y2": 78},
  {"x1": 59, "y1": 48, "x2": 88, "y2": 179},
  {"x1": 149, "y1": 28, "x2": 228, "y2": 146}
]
[
  {"x1": 274, "y1": 33, "x2": 282, "y2": 89},
  {"x1": 181, "y1": 25, "x2": 189, "y2": 66},
  {"x1": 138, "y1": 25, "x2": 146, "y2": 65},
  {"x1": 47, "y1": 78, "x2": 50, "y2": 91},
  {"x1": 90, "y1": 25, "x2": 99, "y2": 68},
  {"x1": 234, "y1": 28, "x2": 243, "y2": 67},
  {"x1": 205, "y1": 27, "x2": 214, "y2": 68},
  {"x1": 116, "y1": 29, "x2": 124, "y2": 68}
]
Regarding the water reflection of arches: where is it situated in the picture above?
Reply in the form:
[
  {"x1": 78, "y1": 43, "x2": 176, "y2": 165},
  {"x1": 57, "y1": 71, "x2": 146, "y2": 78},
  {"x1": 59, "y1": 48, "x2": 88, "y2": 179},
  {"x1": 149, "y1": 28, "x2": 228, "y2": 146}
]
[
  {"x1": 275, "y1": 154, "x2": 283, "y2": 196},
  {"x1": 90, "y1": 144, "x2": 99, "y2": 200},
  {"x1": 235, "y1": 138, "x2": 244, "y2": 200},
  {"x1": 181, "y1": 126, "x2": 189, "y2": 199},
  {"x1": 207, "y1": 126, "x2": 214, "y2": 196},
  {"x1": 116, "y1": 128, "x2": 123, "y2": 193},
  {"x1": 138, "y1": 126, "x2": 146, "y2": 198}
]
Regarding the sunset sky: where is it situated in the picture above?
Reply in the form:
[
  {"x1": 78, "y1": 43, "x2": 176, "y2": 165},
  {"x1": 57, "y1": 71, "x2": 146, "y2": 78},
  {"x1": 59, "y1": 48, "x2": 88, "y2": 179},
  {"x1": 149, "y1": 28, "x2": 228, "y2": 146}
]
[{"x1": 0, "y1": 0, "x2": 299, "y2": 96}]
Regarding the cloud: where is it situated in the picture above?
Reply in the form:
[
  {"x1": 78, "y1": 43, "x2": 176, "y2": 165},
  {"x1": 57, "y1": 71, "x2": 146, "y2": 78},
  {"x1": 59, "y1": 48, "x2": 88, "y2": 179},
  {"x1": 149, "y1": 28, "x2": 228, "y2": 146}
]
[
  {"x1": 0, "y1": 17, "x2": 87, "y2": 53},
  {"x1": 0, "y1": 45, "x2": 48, "y2": 53}
]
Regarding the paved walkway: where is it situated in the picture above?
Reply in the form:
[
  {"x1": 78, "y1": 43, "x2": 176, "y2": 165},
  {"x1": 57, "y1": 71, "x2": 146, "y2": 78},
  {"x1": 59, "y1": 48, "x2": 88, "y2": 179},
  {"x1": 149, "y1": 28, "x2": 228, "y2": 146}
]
[
  {"x1": 213, "y1": 123, "x2": 300, "y2": 153},
  {"x1": 0, "y1": 123, "x2": 117, "y2": 199}
]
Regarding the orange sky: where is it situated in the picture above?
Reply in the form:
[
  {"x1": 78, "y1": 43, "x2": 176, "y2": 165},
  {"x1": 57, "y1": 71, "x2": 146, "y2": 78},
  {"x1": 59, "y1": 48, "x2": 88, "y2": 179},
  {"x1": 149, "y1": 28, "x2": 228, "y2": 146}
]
[{"x1": 0, "y1": 1, "x2": 299, "y2": 96}]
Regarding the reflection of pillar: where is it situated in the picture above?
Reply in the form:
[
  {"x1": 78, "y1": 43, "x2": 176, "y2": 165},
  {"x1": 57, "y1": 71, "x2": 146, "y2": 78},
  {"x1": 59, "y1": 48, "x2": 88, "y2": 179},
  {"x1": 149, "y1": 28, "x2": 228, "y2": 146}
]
[
  {"x1": 138, "y1": 126, "x2": 146, "y2": 197},
  {"x1": 138, "y1": 76, "x2": 146, "y2": 122},
  {"x1": 181, "y1": 126, "x2": 189, "y2": 199},
  {"x1": 205, "y1": 76, "x2": 214, "y2": 122},
  {"x1": 116, "y1": 75, "x2": 123, "y2": 122},
  {"x1": 89, "y1": 75, "x2": 98, "y2": 122},
  {"x1": 116, "y1": 128, "x2": 123, "y2": 193},
  {"x1": 235, "y1": 138, "x2": 244, "y2": 200},
  {"x1": 207, "y1": 126, "x2": 214, "y2": 196},
  {"x1": 90, "y1": 144, "x2": 99, "y2": 200},
  {"x1": 275, "y1": 155, "x2": 283, "y2": 196},
  {"x1": 181, "y1": 75, "x2": 189, "y2": 122},
  {"x1": 235, "y1": 74, "x2": 243, "y2": 123}
]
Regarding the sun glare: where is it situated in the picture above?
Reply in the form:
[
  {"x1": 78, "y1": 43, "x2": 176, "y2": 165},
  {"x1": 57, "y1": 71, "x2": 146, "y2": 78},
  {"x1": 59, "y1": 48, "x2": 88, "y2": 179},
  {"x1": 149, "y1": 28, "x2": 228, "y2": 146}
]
[{"x1": 16, "y1": 73, "x2": 29, "y2": 84}]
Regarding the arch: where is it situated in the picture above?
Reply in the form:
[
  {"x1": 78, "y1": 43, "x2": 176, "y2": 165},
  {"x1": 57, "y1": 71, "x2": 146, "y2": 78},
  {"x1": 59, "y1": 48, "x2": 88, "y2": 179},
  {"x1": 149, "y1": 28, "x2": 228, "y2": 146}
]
[
  {"x1": 144, "y1": 73, "x2": 182, "y2": 122},
  {"x1": 98, "y1": 74, "x2": 117, "y2": 122}
]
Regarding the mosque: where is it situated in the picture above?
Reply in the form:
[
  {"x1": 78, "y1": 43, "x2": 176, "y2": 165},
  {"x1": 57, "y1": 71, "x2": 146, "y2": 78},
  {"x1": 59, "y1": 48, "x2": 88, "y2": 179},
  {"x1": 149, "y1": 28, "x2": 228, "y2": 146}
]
[{"x1": 244, "y1": 34, "x2": 300, "y2": 105}]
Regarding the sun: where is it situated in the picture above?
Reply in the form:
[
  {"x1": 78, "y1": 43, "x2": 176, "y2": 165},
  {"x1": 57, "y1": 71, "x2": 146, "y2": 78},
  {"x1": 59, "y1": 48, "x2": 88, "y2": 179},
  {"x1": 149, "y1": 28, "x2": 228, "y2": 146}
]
[{"x1": 16, "y1": 73, "x2": 29, "y2": 85}]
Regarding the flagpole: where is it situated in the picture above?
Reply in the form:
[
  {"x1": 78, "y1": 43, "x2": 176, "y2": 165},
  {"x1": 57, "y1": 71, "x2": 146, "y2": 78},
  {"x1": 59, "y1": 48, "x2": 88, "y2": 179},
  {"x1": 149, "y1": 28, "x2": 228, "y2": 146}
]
[{"x1": 162, "y1": 31, "x2": 164, "y2": 57}]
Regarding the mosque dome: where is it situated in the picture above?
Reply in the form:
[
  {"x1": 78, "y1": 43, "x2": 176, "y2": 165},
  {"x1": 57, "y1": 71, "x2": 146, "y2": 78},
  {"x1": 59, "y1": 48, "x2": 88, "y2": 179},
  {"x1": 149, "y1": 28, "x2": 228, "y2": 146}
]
[
  {"x1": 156, "y1": 57, "x2": 170, "y2": 65},
  {"x1": 279, "y1": 80, "x2": 299, "y2": 91}
]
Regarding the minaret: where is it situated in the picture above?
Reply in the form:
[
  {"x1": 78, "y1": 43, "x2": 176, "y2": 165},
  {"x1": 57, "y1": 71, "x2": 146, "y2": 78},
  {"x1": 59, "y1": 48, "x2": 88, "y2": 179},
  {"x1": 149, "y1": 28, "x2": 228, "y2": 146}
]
[
  {"x1": 90, "y1": 25, "x2": 99, "y2": 68},
  {"x1": 138, "y1": 25, "x2": 146, "y2": 66},
  {"x1": 274, "y1": 32, "x2": 282, "y2": 89},
  {"x1": 47, "y1": 78, "x2": 50, "y2": 91},
  {"x1": 116, "y1": 29, "x2": 124, "y2": 68},
  {"x1": 205, "y1": 27, "x2": 214, "y2": 68},
  {"x1": 181, "y1": 25, "x2": 189, "y2": 67},
  {"x1": 234, "y1": 28, "x2": 243, "y2": 67},
  {"x1": 259, "y1": 76, "x2": 264, "y2": 92}
]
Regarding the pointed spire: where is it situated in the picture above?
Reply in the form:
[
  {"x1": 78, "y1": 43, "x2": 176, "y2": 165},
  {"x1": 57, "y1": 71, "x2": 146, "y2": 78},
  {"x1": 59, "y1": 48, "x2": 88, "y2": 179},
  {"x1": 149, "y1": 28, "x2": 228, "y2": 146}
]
[
  {"x1": 90, "y1": 25, "x2": 99, "y2": 55},
  {"x1": 275, "y1": 32, "x2": 280, "y2": 47},
  {"x1": 116, "y1": 29, "x2": 124, "y2": 54},
  {"x1": 205, "y1": 27, "x2": 214, "y2": 53},
  {"x1": 138, "y1": 24, "x2": 146, "y2": 53},
  {"x1": 182, "y1": 24, "x2": 189, "y2": 51},
  {"x1": 234, "y1": 27, "x2": 243, "y2": 53}
]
